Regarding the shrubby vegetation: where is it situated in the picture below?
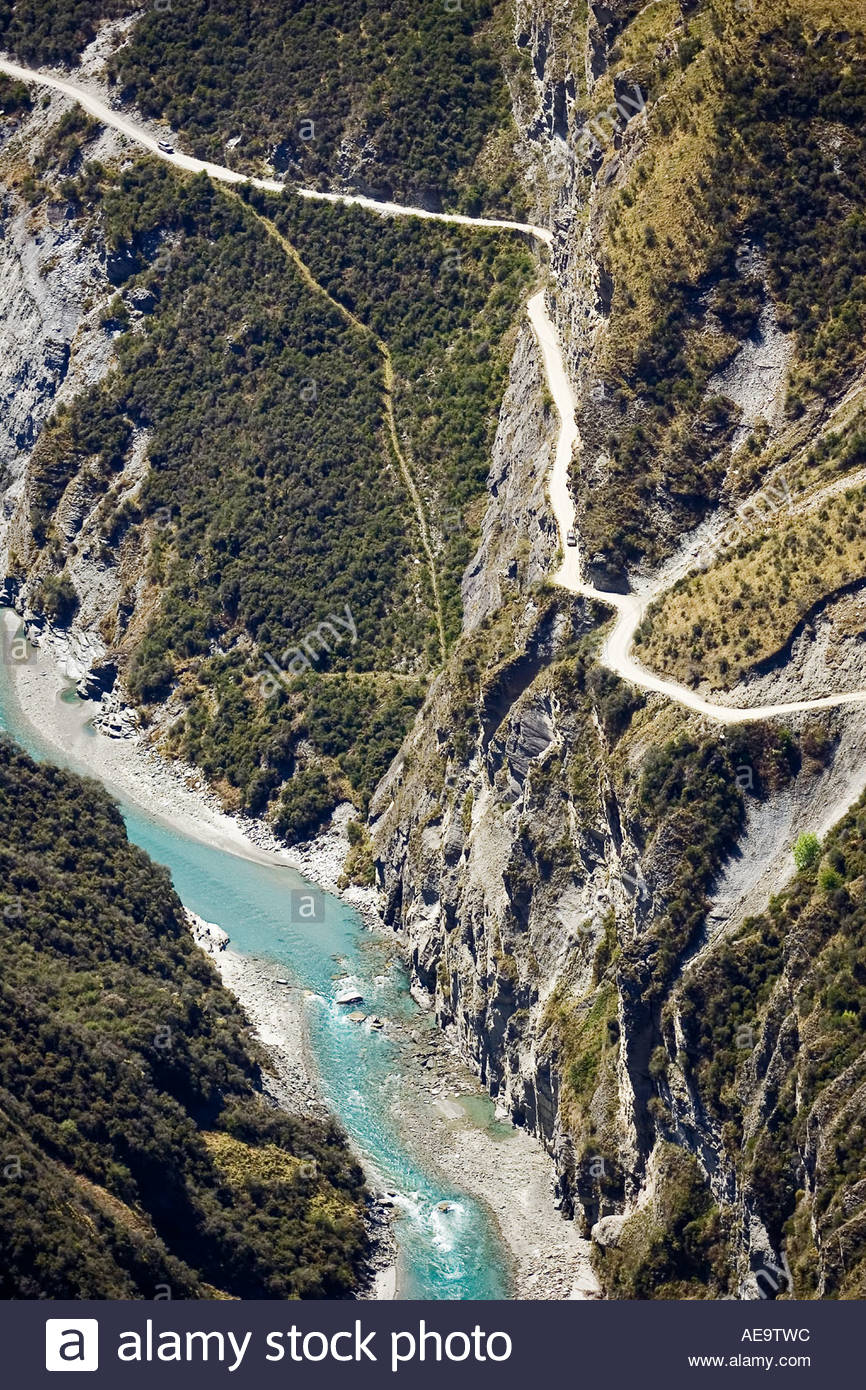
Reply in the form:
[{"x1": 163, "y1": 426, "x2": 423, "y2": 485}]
[
  {"x1": 33, "y1": 105, "x2": 100, "y2": 176},
  {"x1": 593, "y1": 1144, "x2": 732, "y2": 1298},
  {"x1": 22, "y1": 158, "x2": 530, "y2": 834},
  {"x1": 715, "y1": 18, "x2": 866, "y2": 406},
  {"x1": 0, "y1": 739, "x2": 367, "y2": 1297},
  {"x1": 0, "y1": 72, "x2": 32, "y2": 115},
  {"x1": 675, "y1": 785, "x2": 866, "y2": 1296},
  {"x1": 24, "y1": 162, "x2": 425, "y2": 828},
  {"x1": 793, "y1": 830, "x2": 821, "y2": 873},
  {"x1": 341, "y1": 820, "x2": 377, "y2": 888},
  {"x1": 629, "y1": 723, "x2": 804, "y2": 1002},
  {"x1": 262, "y1": 187, "x2": 535, "y2": 640},
  {"x1": 637, "y1": 457, "x2": 866, "y2": 689},
  {"x1": 582, "y1": 5, "x2": 866, "y2": 576},
  {"x1": 273, "y1": 768, "x2": 338, "y2": 844},
  {"x1": 584, "y1": 663, "x2": 644, "y2": 741},
  {"x1": 0, "y1": 0, "x2": 133, "y2": 66},
  {"x1": 104, "y1": 0, "x2": 521, "y2": 214},
  {"x1": 628, "y1": 733, "x2": 745, "y2": 1004},
  {"x1": 1, "y1": 0, "x2": 523, "y2": 210},
  {"x1": 34, "y1": 570, "x2": 78, "y2": 625}
]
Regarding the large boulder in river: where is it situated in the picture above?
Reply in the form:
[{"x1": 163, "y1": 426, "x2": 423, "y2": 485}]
[{"x1": 76, "y1": 661, "x2": 118, "y2": 701}]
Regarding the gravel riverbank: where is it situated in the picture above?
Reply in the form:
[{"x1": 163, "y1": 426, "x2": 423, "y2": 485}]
[{"x1": 0, "y1": 609, "x2": 599, "y2": 1299}]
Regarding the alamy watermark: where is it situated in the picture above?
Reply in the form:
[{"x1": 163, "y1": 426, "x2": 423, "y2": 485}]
[
  {"x1": 290, "y1": 887, "x2": 325, "y2": 923},
  {"x1": 697, "y1": 471, "x2": 794, "y2": 573},
  {"x1": 255, "y1": 604, "x2": 357, "y2": 697},
  {"x1": 576, "y1": 85, "x2": 646, "y2": 163},
  {"x1": 755, "y1": 1251, "x2": 793, "y2": 1300}
]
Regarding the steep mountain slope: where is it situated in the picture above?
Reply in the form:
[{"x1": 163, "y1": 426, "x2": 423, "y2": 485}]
[
  {"x1": 370, "y1": 575, "x2": 866, "y2": 1294},
  {"x1": 0, "y1": 88, "x2": 533, "y2": 838},
  {"x1": 0, "y1": 738, "x2": 367, "y2": 1298},
  {"x1": 638, "y1": 409, "x2": 866, "y2": 693},
  {"x1": 668, "y1": 793, "x2": 866, "y2": 1299},
  {"x1": 549, "y1": 0, "x2": 866, "y2": 587},
  {"x1": 370, "y1": 0, "x2": 866, "y2": 1298},
  {"x1": 0, "y1": 0, "x2": 527, "y2": 214},
  {"x1": 2, "y1": 0, "x2": 866, "y2": 1302}
]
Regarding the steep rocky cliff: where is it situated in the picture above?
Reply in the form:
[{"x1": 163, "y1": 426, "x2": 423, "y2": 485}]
[
  {"x1": 0, "y1": 91, "x2": 119, "y2": 558},
  {"x1": 460, "y1": 326, "x2": 559, "y2": 630},
  {"x1": 2, "y1": 0, "x2": 866, "y2": 1300},
  {"x1": 372, "y1": 0, "x2": 866, "y2": 1298},
  {"x1": 372, "y1": 544, "x2": 866, "y2": 1296}
]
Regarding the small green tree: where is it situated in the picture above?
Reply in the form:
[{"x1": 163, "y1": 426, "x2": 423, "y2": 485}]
[
  {"x1": 818, "y1": 864, "x2": 842, "y2": 893},
  {"x1": 793, "y1": 832, "x2": 821, "y2": 873},
  {"x1": 649, "y1": 1045, "x2": 669, "y2": 1080},
  {"x1": 37, "y1": 572, "x2": 78, "y2": 626}
]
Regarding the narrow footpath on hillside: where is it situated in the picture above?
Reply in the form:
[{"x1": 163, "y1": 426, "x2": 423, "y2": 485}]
[{"x1": 4, "y1": 54, "x2": 866, "y2": 725}]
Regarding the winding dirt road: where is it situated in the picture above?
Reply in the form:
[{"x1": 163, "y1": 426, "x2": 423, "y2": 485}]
[
  {"x1": 526, "y1": 294, "x2": 866, "y2": 724},
  {"x1": 528, "y1": 294, "x2": 866, "y2": 728},
  {"x1": 4, "y1": 53, "x2": 865, "y2": 725},
  {"x1": 0, "y1": 58, "x2": 552, "y2": 244}
]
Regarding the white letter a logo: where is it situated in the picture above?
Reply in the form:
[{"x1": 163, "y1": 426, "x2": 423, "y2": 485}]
[{"x1": 45, "y1": 1319, "x2": 99, "y2": 1372}]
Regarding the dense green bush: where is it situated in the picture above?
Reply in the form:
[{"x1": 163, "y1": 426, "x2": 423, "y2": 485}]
[
  {"x1": 630, "y1": 733, "x2": 745, "y2": 1000},
  {"x1": 25, "y1": 159, "x2": 530, "y2": 831},
  {"x1": 0, "y1": 73, "x2": 33, "y2": 113},
  {"x1": 273, "y1": 768, "x2": 336, "y2": 844},
  {"x1": 0, "y1": 738, "x2": 367, "y2": 1298},
  {"x1": 793, "y1": 831, "x2": 821, "y2": 873},
  {"x1": 26, "y1": 162, "x2": 421, "y2": 820},
  {"x1": 0, "y1": 0, "x2": 134, "y2": 66},
  {"x1": 35, "y1": 570, "x2": 78, "y2": 625},
  {"x1": 586, "y1": 665, "x2": 644, "y2": 740}
]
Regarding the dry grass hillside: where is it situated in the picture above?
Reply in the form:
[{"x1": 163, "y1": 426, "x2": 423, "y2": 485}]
[
  {"x1": 568, "y1": 0, "x2": 866, "y2": 582},
  {"x1": 637, "y1": 410, "x2": 866, "y2": 689}
]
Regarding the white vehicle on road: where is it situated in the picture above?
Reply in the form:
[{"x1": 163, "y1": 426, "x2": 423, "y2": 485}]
[{"x1": 3, "y1": 53, "x2": 866, "y2": 729}]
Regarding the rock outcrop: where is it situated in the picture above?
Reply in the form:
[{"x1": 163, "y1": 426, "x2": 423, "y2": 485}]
[
  {"x1": 0, "y1": 94, "x2": 162, "y2": 701},
  {"x1": 3, "y1": 0, "x2": 866, "y2": 1302},
  {"x1": 370, "y1": 0, "x2": 866, "y2": 1299},
  {"x1": 0, "y1": 96, "x2": 122, "y2": 504},
  {"x1": 461, "y1": 326, "x2": 558, "y2": 631}
]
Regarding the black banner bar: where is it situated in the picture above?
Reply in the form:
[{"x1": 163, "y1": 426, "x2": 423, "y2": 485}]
[{"x1": 7, "y1": 1299, "x2": 855, "y2": 1387}]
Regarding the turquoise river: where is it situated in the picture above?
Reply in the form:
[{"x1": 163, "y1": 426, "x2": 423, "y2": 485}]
[{"x1": 0, "y1": 627, "x2": 510, "y2": 1299}]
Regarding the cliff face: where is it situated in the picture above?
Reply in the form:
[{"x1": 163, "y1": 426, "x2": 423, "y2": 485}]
[
  {"x1": 372, "y1": 535, "x2": 866, "y2": 1298},
  {"x1": 372, "y1": 0, "x2": 866, "y2": 1298},
  {"x1": 460, "y1": 326, "x2": 558, "y2": 632},
  {"x1": 371, "y1": 592, "x2": 601, "y2": 1180},
  {"x1": 0, "y1": 90, "x2": 142, "y2": 683},
  {"x1": 3, "y1": 0, "x2": 866, "y2": 1300},
  {"x1": 0, "y1": 94, "x2": 119, "y2": 562}
]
